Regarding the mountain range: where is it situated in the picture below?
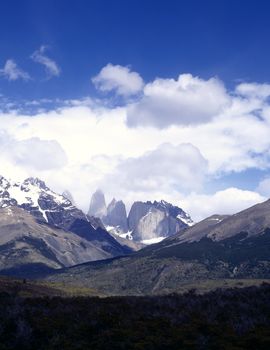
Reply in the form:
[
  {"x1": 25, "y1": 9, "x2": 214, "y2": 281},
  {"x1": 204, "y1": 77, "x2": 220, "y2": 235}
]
[
  {"x1": 46, "y1": 199, "x2": 270, "y2": 295},
  {"x1": 88, "y1": 189, "x2": 193, "y2": 244},
  {"x1": 0, "y1": 175, "x2": 129, "y2": 276},
  {"x1": 1, "y1": 174, "x2": 270, "y2": 296},
  {"x1": 0, "y1": 175, "x2": 192, "y2": 276}
]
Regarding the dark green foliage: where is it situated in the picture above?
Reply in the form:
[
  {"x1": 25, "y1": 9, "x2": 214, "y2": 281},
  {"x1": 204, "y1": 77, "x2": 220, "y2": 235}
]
[{"x1": 0, "y1": 284, "x2": 270, "y2": 349}]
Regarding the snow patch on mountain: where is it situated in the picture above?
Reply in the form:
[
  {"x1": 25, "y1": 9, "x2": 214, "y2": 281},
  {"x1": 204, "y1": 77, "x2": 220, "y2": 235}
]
[
  {"x1": 177, "y1": 214, "x2": 194, "y2": 227},
  {"x1": 141, "y1": 237, "x2": 166, "y2": 245},
  {"x1": 105, "y1": 225, "x2": 133, "y2": 240}
]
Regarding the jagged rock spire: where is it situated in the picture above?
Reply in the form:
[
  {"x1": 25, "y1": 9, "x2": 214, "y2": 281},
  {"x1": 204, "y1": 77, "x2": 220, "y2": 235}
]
[
  {"x1": 105, "y1": 198, "x2": 128, "y2": 232},
  {"x1": 88, "y1": 189, "x2": 107, "y2": 218}
]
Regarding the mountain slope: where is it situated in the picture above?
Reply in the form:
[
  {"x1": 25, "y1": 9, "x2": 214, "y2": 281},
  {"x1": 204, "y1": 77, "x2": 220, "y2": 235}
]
[
  {"x1": 0, "y1": 206, "x2": 119, "y2": 276},
  {"x1": 0, "y1": 176, "x2": 130, "y2": 275},
  {"x1": 158, "y1": 199, "x2": 270, "y2": 246}
]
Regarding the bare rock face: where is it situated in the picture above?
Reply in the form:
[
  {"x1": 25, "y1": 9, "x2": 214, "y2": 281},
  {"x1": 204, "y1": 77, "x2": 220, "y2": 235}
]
[
  {"x1": 88, "y1": 189, "x2": 107, "y2": 218},
  {"x1": 128, "y1": 200, "x2": 193, "y2": 242},
  {"x1": 104, "y1": 199, "x2": 128, "y2": 232},
  {"x1": 136, "y1": 207, "x2": 166, "y2": 240},
  {"x1": 128, "y1": 202, "x2": 151, "y2": 234},
  {"x1": 87, "y1": 188, "x2": 193, "y2": 244}
]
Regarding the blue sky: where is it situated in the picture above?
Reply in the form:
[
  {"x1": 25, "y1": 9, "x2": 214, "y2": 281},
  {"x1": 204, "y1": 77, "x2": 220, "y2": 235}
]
[
  {"x1": 1, "y1": 0, "x2": 270, "y2": 99},
  {"x1": 1, "y1": 0, "x2": 270, "y2": 220}
]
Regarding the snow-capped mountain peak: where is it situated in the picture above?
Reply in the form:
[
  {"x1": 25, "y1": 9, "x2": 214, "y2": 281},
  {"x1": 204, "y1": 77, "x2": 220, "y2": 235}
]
[
  {"x1": 0, "y1": 175, "x2": 75, "y2": 223},
  {"x1": 0, "y1": 177, "x2": 131, "y2": 274}
]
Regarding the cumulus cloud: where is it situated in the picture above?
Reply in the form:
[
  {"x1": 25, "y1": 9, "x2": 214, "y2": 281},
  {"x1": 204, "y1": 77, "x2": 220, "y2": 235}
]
[
  {"x1": 127, "y1": 74, "x2": 230, "y2": 128},
  {"x1": 0, "y1": 59, "x2": 30, "y2": 81},
  {"x1": 31, "y1": 45, "x2": 60, "y2": 78},
  {"x1": 181, "y1": 188, "x2": 266, "y2": 222},
  {"x1": 0, "y1": 130, "x2": 67, "y2": 172},
  {"x1": 92, "y1": 63, "x2": 144, "y2": 96}
]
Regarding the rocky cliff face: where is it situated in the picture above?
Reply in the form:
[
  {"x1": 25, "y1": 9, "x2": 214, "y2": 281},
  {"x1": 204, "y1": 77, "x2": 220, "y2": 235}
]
[
  {"x1": 88, "y1": 190, "x2": 129, "y2": 236},
  {"x1": 88, "y1": 189, "x2": 107, "y2": 218},
  {"x1": 104, "y1": 199, "x2": 128, "y2": 232},
  {"x1": 128, "y1": 200, "x2": 193, "y2": 242},
  {"x1": 128, "y1": 202, "x2": 149, "y2": 234},
  {"x1": 87, "y1": 189, "x2": 193, "y2": 243}
]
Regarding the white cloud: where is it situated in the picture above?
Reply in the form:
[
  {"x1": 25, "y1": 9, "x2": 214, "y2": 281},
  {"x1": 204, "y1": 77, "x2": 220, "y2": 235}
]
[
  {"x1": 1, "y1": 70, "x2": 270, "y2": 220},
  {"x1": 181, "y1": 188, "x2": 266, "y2": 222},
  {"x1": 0, "y1": 59, "x2": 30, "y2": 81},
  {"x1": 186, "y1": 113, "x2": 270, "y2": 174},
  {"x1": 11, "y1": 138, "x2": 67, "y2": 170},
  {"x1": 92, "y1": 63, "x2": 144, "y2": 96},
  {"x1": 127, "y1": 73, "x2": 231, "y2": 128},
  {"x1": 236, "y1": 82, "x2": 270, "y2": 99},
  {"x1": 31, "y1": 45, "x2": 60, "y2": 78},
  {"x1": 0, "y1": 97, "x2": 268, "y2": 216}
]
